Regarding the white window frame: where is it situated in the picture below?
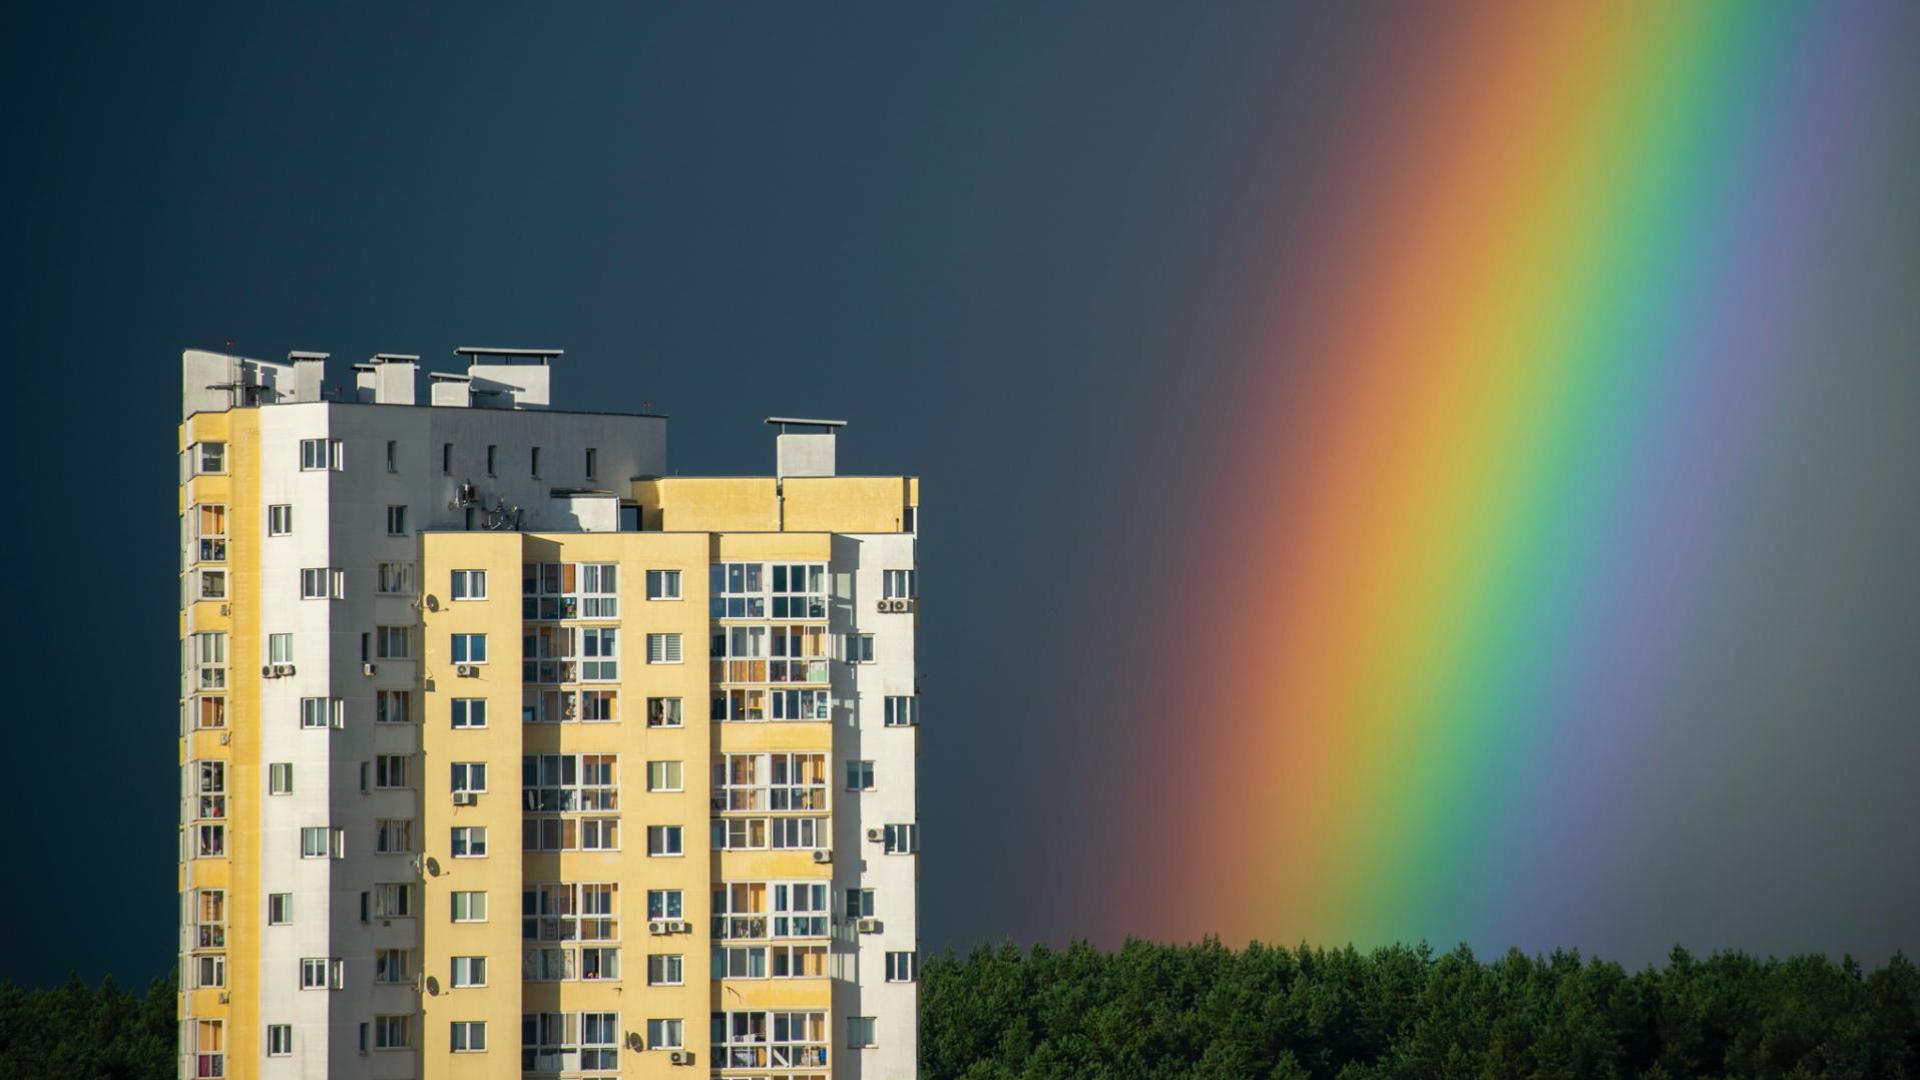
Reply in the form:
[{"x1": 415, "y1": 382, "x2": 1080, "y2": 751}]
[
  {"x1": 451, "y1": 1020, "x2": 486, "y2": 1053},
  {"x1": 884, "y1": 695, "x2": 919, "y2": 727},
  {"x1": 267, "y1": 504, "x2": 292, "y2": 536},
  {"x1": 266, "y1": 1024, "x2": 292, "y2": 1057},
  {"x1": 645, "y1": 1018, "x2": 683, "y2": 1050},
  {"x1": 883, "y1": 569, "x2": 917, "y2": 599},
  {"x1": 450, "y1": 955, "x2": 488, "y2": 988},
  {"x1": 269, "y1": 762, "x2": 293, "y2": 795},
  {"x1": 846, "y1": 760, "x2": 875, "y2": 791},
  {"x1": 451, "y1": 633, "x2": 487, "y2": 665},
  {"x1": 451, "y1": 698, "x2": 487, "y2": 729},
  {"x1": 451, "y1": 826, "x2": 488, "y2": 858},
  {"x1": 646, "y1": 697, "x2": 682, "y2": 728},
  {"x1": 268, "y1": 893, "x2": 292, "y2": 925},
  {"x1": 376, "y1": 563, "x2": 413, "y2": 595},
  {"x1": 844, "y1": 633, "x2": 875, "y2": 663},
  {"x1": 848, "y1": 1015, "x2": 877, "y2": 1048},
  {"x1": 450, "y1": 569, "x2": 487, "y2": 600},
  {"x1": 451, "y1": 761, "x2": 488, "y2": 794},
  {"x1": 883, "y1": 823, "x2": 920, "y2": 855},
  {"x1": 645, "y1": 569, "x2": 681, "y2": 600},
  {"x1": 886, "y1": 950, "x2": 918, "y2": 982},
  {"x1": 646, "y1": 760, "x2": 683, "y2": 793},
  {"x1": 646, "y1": 825, "x2": 683, "y2": 857},
  {"x1": 196, "y1": 441, "x2": 227, "y2": 474},
  {"x1": 646, "y1": 633, "x2": 682, "y2": 665},
  {"x1": 646, "y1": 954, "x2": 684, "y2": 986},
  {"x1": 268, "y1": 633, "x2": 294, "y2": 665},
  {"x1": 451, "y1": 891, "x2": 488, "y2": 923}
]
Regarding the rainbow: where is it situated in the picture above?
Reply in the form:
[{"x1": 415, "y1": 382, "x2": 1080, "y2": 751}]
[{"x1": 1092, "y1": 2, "x2": 1907, "y2": 948}]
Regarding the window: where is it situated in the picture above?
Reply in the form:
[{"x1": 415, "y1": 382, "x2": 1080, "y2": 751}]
[
  {"x1": 451, "y1": 569, "x2": 487, "y2": 600},
  {"x1": 647, "y1": 890, "x2": 683, "y2": 920},
  {"x1": 376, "y1": 625, "x2": 409, "y2": 658},
  {"x1": 452, "y1": 633, "x2": 487, "y2": 664},
  {"x1": 376, "y1": 690, "x2": 411, "y2": 725},
  {"x1": 452, "y1": 890, "x2": 487, "y2": 922},
  {"x1": 715, "y1": 1011, "x2": 827, "y2": 1069},
  {"x1": 269, "y1": 763, "x2": 293, "y2": 795},
  {"x1": 485, "y1": 444, "x2": 496, "y2": 476},
  {"x1": 585, "y1": 448, "x2": 597, "y2": 479},
  {"x1": 887, "y1": 950, "x2": 918, "y2": 982},
  {"x1": 848, "y1": 1016, "x2": 877, "y2": 1048},
  {"x1": 300, "y1": 957, "x2": 329, "y2": 990},
  {"x1": 268, "y1": 893, "x2": 292, "y2": 925},
  {"x1": 451, "y1": 826, "x2": 487, "y2": 857},
  {"x1": 579, "y1": 563, "x2": 618, "y2": 617},
  {"x1": 193, "y1": 953, "x2": 226, "y2": 989},
  {"x1": 385, "y1": 440, "x2": 398, "y2": 472},
  {"x1": 299, "y1": 438, "x2": 342, "y2": 471},
  {"x1": 267, "y1": 1024, "x2": 291, "y2": 1057},
  {"x1": 769, "y1": 688, "x2": 830, "y2": 721},
  {"x1": 451, "y1": 956, "x2": 488, "y2": 988},
  {"x1": 711, "y1": 753, "x2": 829, "y2": 812},
  {"x1": 647, "y1": 697, "x2": 682, "y2": 728},
  {"x1": 845, "y1": 633, "x2": 875, "y2": 663},
  {"x1": 442, "y1": 443, "x2": 452, "y2": 475},
  {"x1": 846, "y1": 760, "x2": 875, "y2": 791},
  {"x1": 451, "y1": 762, "x2": 487, "y2": 793},
  {"x1": 884, "y1": 823, "x2": 920, "y2": 854},
  {"x1": 373, "y1": 1015, "x2": 411, "y2": 1050},
  {"x1": 451, "y1": 1021, "x2": 486, "y2": 1052},
  {"x1": 196, "y1": 823, "x2": 226, "y2": 857},
  {"x1": 884, "y1": 569, "x2": 917, "y2": 599},
  {"x1": 847, "y1": 888, "x2": 875, "y2": 919},
  {"x1": 524, "y1": 1012, "x2": 620, "y2": 1071},
  {"x1": 386, "y1": 505, "x2": 407, "y2": 535},
  {"x1": 530, "y1": 446, "x2": 541, "y2": 476},
  {"x1": 646, "y1": 570, "x2": 681, "y2": 600},
  {"x1": 198, "y1": 570, "x2": 228, "y2": 600},
  {"x1": 268, "y1": 504, "x2": 292, "y2": 535},
  {"x1": 194, "y1": 1019, "x2": 224, "y2": 1078},
  {"x1": 372, "y1": 882, "x2": 414, "y2": 918},
  {"x1": 523, "y1": 882, "x2": 622, "y2": 982},
  {"x1": 580, "y1": 627, "x2": 616, "y2": 680},
  {"x1": 647, "y1": 954, "x2": 683, "y2": 986},
  {"x1": 646, "y1": 633, "x2": 682, "y2": 664},
  {"x1": 774, "y1": 563, "x2": 830, "y2": 618},
  {"x1": 195, "y1": 695, "x2": 226, "y2": 729},
  {"x1": 189, "y1": 889, "x2": 226, "y2": 949},
  {"x1": 299, "y1": 697, "x2": 342, "y2": 730},
  {"x1": 451, "y1": 698, "x2": 486, "y2": 728},
  {"x1": 647, "y1": 761, "x2": 682, "y2": 792},
  {"x1": 196, "y1": 760, "x2": 227, "y2": 819},
  {"x1": 581, "y1": 690, "x2": 617, "y2": 722},
  {"x1": 300, "y1": 827, "x2": 329, "y2": 858},
  {"x1": 884, "y1": 695, "x2": 919, "y2": 727},
  {"x1": 300, "y1": 567, "x2": 344, "y2": 600},
  {"x1": 374, "y1": 949, "x2": 412, "y2": 984},
  {"x1": 646, "y1": 1018, "x2": 682, "y2": 1050},
  {"x1": 647, "y1": 825, "x2": 683, "y2": 856},
  {"x1": 192, "y1": 632, "x2": 227, "y2": 690},
  {"x1": 194, "y1": 504, "x2": 227, "y2": 561},
  {"x1": 196, "y1": 441, "x2": 226, "y2": 474},
  {"x1": 377, "y1": 562, "x2": 412, "y2": 594},
  {"x1": 375, "y1": 819, "x2": 412, "y2": 854},
  {"x1": 374, "y1": 755, "x2": 412, "y2": 789},
  {"x1": 269, "y1": 633, "x2": 294, "y2": 664}
]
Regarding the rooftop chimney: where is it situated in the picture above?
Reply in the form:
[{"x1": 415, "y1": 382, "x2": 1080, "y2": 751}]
[{"x1": 768, "y1": 417, "x2": 845, "y2": 478}]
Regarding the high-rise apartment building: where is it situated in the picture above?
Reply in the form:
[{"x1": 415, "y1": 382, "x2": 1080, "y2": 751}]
[{"x1": 179, "y1": 348, "x2": 920, "y2": 1080}]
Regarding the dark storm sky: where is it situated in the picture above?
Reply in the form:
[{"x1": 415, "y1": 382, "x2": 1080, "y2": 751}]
[{"x1": 4, "y1": 5, "x2": 1915, "y2": 987}]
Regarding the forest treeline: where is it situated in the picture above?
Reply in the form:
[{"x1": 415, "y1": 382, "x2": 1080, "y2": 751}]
[
  {"x1": 922, "y1": 940, "x2": 1920, "y2": 1080},
  {"x1": 3, "y1": 942, "x2": 1917, "y2": 1079},
  {"x1": 0, "y1": 975, "x2": 174, "y2": 1079}
]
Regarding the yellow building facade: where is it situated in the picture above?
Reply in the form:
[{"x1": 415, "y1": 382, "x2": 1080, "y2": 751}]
[{"x1": 180, "y1": 352, "x2": 920, "y2": 1080}]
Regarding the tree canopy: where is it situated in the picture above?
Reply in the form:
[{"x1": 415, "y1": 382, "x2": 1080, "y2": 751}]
[{"x1": 922, "y1": 940, "x2": 1920, "y2": 1080}]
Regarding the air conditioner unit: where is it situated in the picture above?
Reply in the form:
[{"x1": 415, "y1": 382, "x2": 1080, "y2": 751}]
[
  {"x1": 865, "y1": 827, "x2": 885, "y2": 843},
  {"x1": 667, "y1": 919, "x2": 691, "y2": 934},
  {"x1": 648, "y1": 919, "x2": 668, "y2": 935},
  {"x1": 811, "y1": 849, "x2": 832, "y2": 863},
  {"x1": 260, "y1": 664, "x2": 276, "y2": 678},
  {"x1": 452, "y1": 791, "x2": 476, "y2": 806},
  {"x1": 668, "y1": 1050, "x2": 691, "y2": 1065},
  {"x1": 857, "y1": 917, "x2": 881, "y2": 934},
  {"x1": 455, "y1": 664, "x2": 476, "y2": 677},
  {"x1": 276, "y1": 663, "x2": 296, "y2": 677},
  {"x1": 362, "y1": 662, "x2": 377, "y2": 676}
]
